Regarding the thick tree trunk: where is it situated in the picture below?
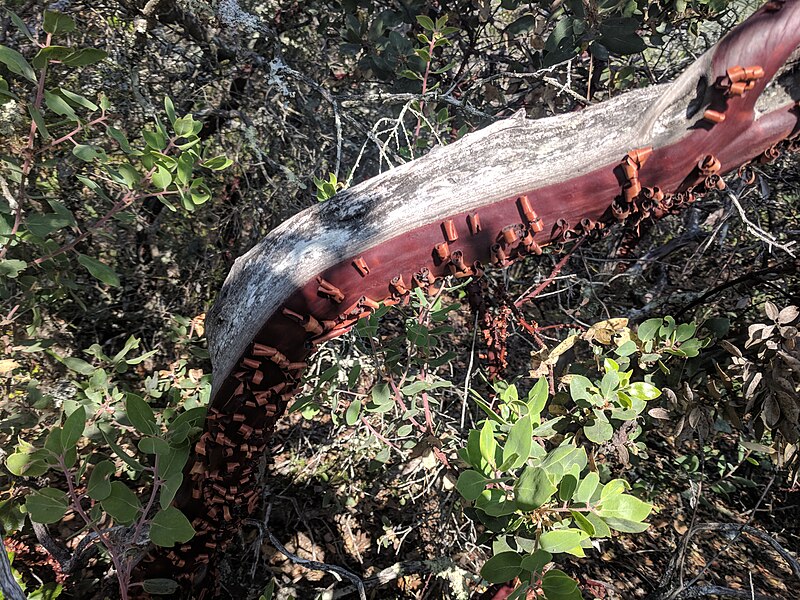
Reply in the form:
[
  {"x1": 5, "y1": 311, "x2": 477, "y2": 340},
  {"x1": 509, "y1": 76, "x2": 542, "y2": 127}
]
[{"x1": 161, "y1": 2, "x2": 800, "y2": 595}]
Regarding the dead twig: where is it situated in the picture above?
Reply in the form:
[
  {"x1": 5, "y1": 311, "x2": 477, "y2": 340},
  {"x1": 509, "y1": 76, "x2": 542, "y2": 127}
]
[
  {"x1": 690, "y1": 523, "x2": 800, "y2": 580},
  {"x1": 259, "y1": 506, "x2": 367, "y2": 600},
  {"x1": 726, "y1": 189, "x2": 796, "y2": 257},
  {"x1": 674, "y1": 585, "x2": 774, "y2": 599},
  {"x1": 329, "y1": 558, "x2": 473, "y2": 599},
  {"x1": 514, "y1": 238, "x2": 586, "y2": 308},
  {"x1": 647, "y1": 476, "x2": 778, "y2": 600}
]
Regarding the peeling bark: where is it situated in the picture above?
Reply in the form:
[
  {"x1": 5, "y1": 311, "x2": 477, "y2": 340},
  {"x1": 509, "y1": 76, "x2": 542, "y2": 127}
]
[{"x1": 157, "y1": 2, "x2": 800, "y2": 595}]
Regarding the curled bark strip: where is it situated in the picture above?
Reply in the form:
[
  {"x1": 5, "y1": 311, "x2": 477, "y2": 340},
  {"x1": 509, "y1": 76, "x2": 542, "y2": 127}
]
[{"x1": 161, "y1": 3, "x2": 800, "y2": 594}]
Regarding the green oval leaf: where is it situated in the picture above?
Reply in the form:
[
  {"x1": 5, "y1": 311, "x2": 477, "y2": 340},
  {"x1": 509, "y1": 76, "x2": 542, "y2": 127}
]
[
  {"x1": 143, "y1": 129, "x2": 166, "y2": 150},
  {"x1": 598, "y1": 18, "x2": 647, "y2": 55},
  {"x1": 583, "y1": 414, "x2": 613, "y2": 444},
  {"x1": 0, "y1": 259, "x2": 27, "y2": 278},
  {"x1": 503, "y1": 414, "x2": 532, "y2": 470},
  {"x1": 164, "y1": 96, "x2": 177, "y2": 124},
  {"x1": 172, "y1": 116, "x2": 194, "y2": 137},
  {"x1": 138, "y1": 436, "x2": 170, "y2": 455},
  {"x1": 78, "y1": 254, "x2": 119, "y2": 287},
  {"x1": 507, "y1": 14, "x2": 535, "y2": 37},
  {"x1": 62, "y1": 48, "x2": 107, "y2": 67},
  {"x1": 200, "y1": 156, "x2": 233, "y2": 170},
  {"x1": 345, "y1": 399, "x2": 361, "y2": 426},
  {"x1": 526, "y1": 378, "x2": 548, "y2": 419},
  {"x1": 0, "y1": 44, "x2": 36, "y2": 82},
  {"x1": 72, "y1": 144, "x2": 105, "y2": 162},
  {"x1": 8, "y1": 10, "x2": 35, "y2": 42},
  {"x1": 585, "y1": 514, "x2": 609, "y2": 540},
  {"x1": 152, "y1": 164, "x2": 172, "y2": 190},
  {"x1": 149, "y1": 507, "x2": 195, "y2": 547},
  {"x1": 61, "y1": 406, "x2": 86, "y2": 448},
  {"x1": 600, "y1": 479, "x2": 628, "y2": 502},
  {"x1": 541, "y1": 446, "x2": 587, "y2": 481},
  {"x1": 6, "y1": 448, "x2": 49, "y2": 477},
  {"x1": 415, "y1": 15, "x2": 435, "y2": 31},
  {"x1": 597, "y1": 493, "x2": 653, "y2": 523},
  {"x1": 574, "y1": 471, "x2": 599, "y2": 504},
  {"x1": 44, "y1": 426, "x2": 65, "y2": 456},
  {"x1": 167, "y1": 407, "x2": 207, "y2": 441},
  {"x1": 88, "y1": 460, "x2": 115, "y2": 501},
  {"x1": 628, "y1": 382, "x2": 661, "y2": 401},
  {"x1": 100, "y1": 481, "x2": 141, "y2": 524},
  {"x1": 60, "y1": 88, "x2": 99, "y2": 111},
  {"x1": 570, "y1": 510, "x2": 595, "y2": 537},
  {"x1": 479, "y1": 420, "x2": 497, "y2": 466},
  {"x1": 159, "y1": 472, "x2": 183, "y2": 510},
  {"x1": 156, "y1": 444, "x2": 189, "y2": 480},
  {"x1": 142, "y1": 579, "x2": 180, "y2": 595},
  {"x1": 26, "y1": 488, "x2": 69, "y2": 524},
  {"x1": 31, "y1": 46, "x2": 71, "y2": 69},
  {"x1": 456, "y1": 470, "x2": 487, "y2": 501},
  {"x1": 125, "y1": 394, "x2": 158, "y2": 436},
  {"x1": 637, "y1": 318, "x2": 662, "y2": 341},
  {"x1": 514, "y1": 466, "x2": 556, "y2": 510},
  {"x1": 480, "y1": 551, "x2": 522, "y2": 584},
  {"x1": 541, "y1": 568, "x2": 582, "y2": 599},
  {"x1": 538, "y1": 529, "x2": 586, "y2": 554},
  {"x1": 601, "y1": 516, "x2": 650, "y2": 533},
  {"x1": 520, "y1": 549, "x2": 552, "y2": 575},
  {"x1": 558, "y1": 473, "x2": 578, "y2": 502},
  {"x1": 43, "y1": 10, "x2": 76, "y2": 35}
]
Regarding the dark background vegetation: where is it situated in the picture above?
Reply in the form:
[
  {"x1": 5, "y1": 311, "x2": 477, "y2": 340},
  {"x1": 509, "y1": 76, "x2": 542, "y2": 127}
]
[{"x1": 0, "y1": 0, "x2": 798, "y2": 598}]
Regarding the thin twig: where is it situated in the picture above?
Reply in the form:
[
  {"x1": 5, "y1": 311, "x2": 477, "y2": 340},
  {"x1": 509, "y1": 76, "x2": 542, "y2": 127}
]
[
  {"x1": 675, "y1": 585, "x2": 774, "y2": 599},
  {"x1": 262, "y1": 504, "x2": 367, "y2": 600},
  {"x1": 542, "y1": 75, "x2": 590, "y2": 104},
  {"x1": 329, "y1": 559, "x2": 469, "y2": 599},
  {"x1": 271, "y1": 60, "x2": 343, "y2": 179},
  {"x1": 649, "y1": 476, "x2": 778, "y2": 600},
  {"x1": 360, "y1": 416, "x2": 402, "y2": 452},
  {"x1": 514, "y1": 238, "x2": 586, "y2": 308},
  {"x1": 461, "y1": 313, "x2": 479, "y2": 429},
  {"x1": 339, "y1": 90, "x2": 493, "y2": 120},
  {"x1": 726, "y1": 189, "x2": 796, "y2": 257},
  {"x1": 690, "y1": 523, "x2": 800, "y2": 580}
]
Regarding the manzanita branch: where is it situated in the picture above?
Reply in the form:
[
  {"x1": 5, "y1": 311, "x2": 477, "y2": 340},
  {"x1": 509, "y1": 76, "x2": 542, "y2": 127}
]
[
  {"x1": 40, "y1": 113, "x2": 109, "y2": 150},
  {"x1": 151, "y1": 2, "x2": 800, "y2": 593},
  {"x1": 32, "y1": 167, "x2": 175, "y2": 265},
  {"x1": 57, "y1": 455, "x2": 130, "y2": 600},
  {"x1": 262, "y1": 504, "x2": 368, "y2": 600}
]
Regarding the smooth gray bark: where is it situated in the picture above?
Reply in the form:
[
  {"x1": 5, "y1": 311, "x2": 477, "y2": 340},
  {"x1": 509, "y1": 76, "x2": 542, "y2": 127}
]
[{"x1": 207, "y1": 20, "x2": 800, "y2": 396}]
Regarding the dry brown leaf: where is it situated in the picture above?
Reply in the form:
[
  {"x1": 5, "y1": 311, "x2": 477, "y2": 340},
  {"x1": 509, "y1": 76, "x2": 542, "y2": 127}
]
[
  {"x1": 648, "y1": 407, "x2": 671, "y2": 420},
  {"x1": 765, "y1": 301, "x2": 780, "y2": 321},
  {"x1": 778, "y1": 305, "x2": 799, "y2": 324},
  {"x1": 0, "y1": 359, "x2": 19, "y2": 375},
  {"x1": 583, "y1": 318, "x2": 628, "y2": 345}
]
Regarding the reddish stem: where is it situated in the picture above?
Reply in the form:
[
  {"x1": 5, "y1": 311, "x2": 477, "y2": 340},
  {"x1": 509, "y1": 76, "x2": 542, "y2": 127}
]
[
  {"x1": 0, "y1": 33, "x2": 51, "y2": 260},
  {"x1": 58, "y1": 456, "x2": 130, "y2": 600},
  {"x1": 413, "y1": 32, "x2": 438, "y2": 140},
  {"x1": 33, "y1": 177, "x2": 177, "y2": 265},
  {"x1": 41, "y1": 114, "x2": 109, "y2": 150},
  {"x1": 514, "y1": 238, "x2": 586, "y2": 308},
  {"x1": 387, "y1": 377, "x2": 427, "y2": 432},
  {"x1": 360, "y1": 416, "x2": 401, "y2": 451}
]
